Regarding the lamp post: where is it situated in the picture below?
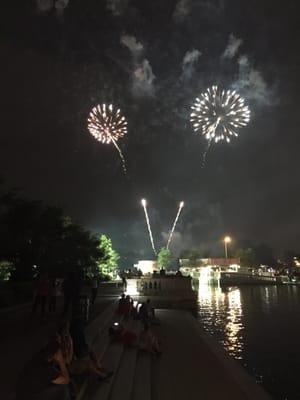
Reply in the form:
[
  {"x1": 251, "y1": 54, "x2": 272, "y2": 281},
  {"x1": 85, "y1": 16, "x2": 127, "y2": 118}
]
[{"x1": 224, "y1": 236, "x2": 231, "y2": 259}]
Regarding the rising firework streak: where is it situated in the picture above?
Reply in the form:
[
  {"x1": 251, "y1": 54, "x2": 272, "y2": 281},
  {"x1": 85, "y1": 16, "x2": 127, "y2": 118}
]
[
  {"x1": 141, "y1": 199, "x2": 157, "y2": 255},
  {"x1": 166, "y1": 201, "x2": 184, "y2": 250}
]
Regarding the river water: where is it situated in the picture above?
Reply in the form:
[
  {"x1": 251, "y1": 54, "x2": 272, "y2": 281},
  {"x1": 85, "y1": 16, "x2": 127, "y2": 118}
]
[{"x1": 196, "y1": 284, "x2": 300, "y2": 400}]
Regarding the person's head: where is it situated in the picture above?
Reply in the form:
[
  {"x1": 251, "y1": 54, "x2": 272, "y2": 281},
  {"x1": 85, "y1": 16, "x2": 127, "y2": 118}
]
[
  {"x1": 41, "y1": 341, "x2": 60, "y2": 362},
  {"x1": 70, "y1": 316, "x2": 84, "y2": 334},
  {"x1": 57, "y1": 320, "x2": 70, "y2": 337},
  {"x1": 121, "y1": 293, "x2": 125, "y2": 299}
]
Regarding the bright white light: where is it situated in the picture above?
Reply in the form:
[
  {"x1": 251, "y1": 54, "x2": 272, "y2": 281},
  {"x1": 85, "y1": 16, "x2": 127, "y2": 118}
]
[{"x1": 141, "y1": 198, "x2": 147, "y2": 207}]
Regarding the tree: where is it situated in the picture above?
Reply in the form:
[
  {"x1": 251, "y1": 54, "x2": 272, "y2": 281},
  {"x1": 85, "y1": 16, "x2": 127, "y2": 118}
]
[
  {"x1": 235, "y1": 248, "x2": 256, "y2": 268},
  {"x1": 0, "y1": 261, "x2": 14, "y2": 281},
  {"x1": 179, "y1": 249, "x2": 202, "y2": 268},
  {"x1": 253, "y1": 244, "x2": 277, "y2": 267},
  {"x1": 97, "y1": 234, "x2": 120, "y2": 278},
  {"x1": 157, "y1": 247, "x2": 172, "y2": 270},
  {"x1": 0, "y1": 191, "x2": 110, "y2": 280}
]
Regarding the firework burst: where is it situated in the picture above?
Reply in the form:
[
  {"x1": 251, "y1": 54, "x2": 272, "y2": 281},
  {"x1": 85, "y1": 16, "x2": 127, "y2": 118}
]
[
  {"x1": 87, "y1": 104, "x2": 128, "y2": 173},
  {"x1": 190, "y1": 86, "x2": 250, "y2": 143}
]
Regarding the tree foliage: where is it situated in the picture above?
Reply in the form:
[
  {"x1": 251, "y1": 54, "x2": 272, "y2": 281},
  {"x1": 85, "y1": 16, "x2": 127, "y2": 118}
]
[
  {"x1": 157, "y1": 247, "x2": 172, "y2": 270},
  {"x1": 97, "y1": 234, "x2": 120, "y2": 278},
  {"x1": 0, "y1": 190, "x2": 118, "y2": 281},
  {"x1": 234, "y1": 248, "x2": 256, "y2": 268}
]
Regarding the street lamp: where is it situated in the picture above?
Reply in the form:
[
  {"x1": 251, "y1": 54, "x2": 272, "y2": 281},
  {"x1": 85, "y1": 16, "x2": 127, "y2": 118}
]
[{"x1": 224, "y1": 236, "x2": 231, "y2": 259}]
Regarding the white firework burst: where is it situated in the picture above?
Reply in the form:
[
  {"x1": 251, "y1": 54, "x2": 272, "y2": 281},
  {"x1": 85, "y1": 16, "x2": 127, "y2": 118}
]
[
  {"x1": 190, "y1": 86, "x2": 250, "y2": 143},
  {"x1": 87, "y1": 103, "x2": 127, "y2": 144}
]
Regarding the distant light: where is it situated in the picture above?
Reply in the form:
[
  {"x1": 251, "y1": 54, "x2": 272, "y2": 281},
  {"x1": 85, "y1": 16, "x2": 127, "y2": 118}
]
[
  {"x1": 180, "y1": 201, "x2": 185, "y2": 208},
  {"x1": 224, "y1": 236, "x2": 231, "y2": 243},
  {"x1": 141, "y1": 198, "x2": 147, "y2": 207}
]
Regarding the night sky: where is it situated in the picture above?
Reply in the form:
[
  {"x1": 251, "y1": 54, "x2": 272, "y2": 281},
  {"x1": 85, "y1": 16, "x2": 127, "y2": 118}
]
[{"x1": 0, "y1": 1, "x2": 299, "y2": 263}]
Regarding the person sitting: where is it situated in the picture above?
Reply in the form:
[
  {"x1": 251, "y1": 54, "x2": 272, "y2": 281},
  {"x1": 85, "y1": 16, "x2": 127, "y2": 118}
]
[
  {"x1": 56, "y1": 320, "x2": 74, "y2": 365},
  {"x1": 16, "y1": 341, "x2": 70, "y2": 400},
  {"x1": 69, "y1": 317, "x2": 113, "y2": 381},
  {"x1": 140, "y1": 325, "x2": 162, "y2": 356},
  {"x1": 108, "y1": 322, "x2": 137, "y2": 347}
]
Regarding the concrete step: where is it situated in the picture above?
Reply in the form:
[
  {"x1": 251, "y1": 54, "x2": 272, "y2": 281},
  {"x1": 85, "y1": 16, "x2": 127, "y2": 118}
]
[
  {"x1": 87, "y1": 341, "x2": 125, "y2": 400},
  {"x1": 85, "y1": 301, "x2": 117, "y2": 346},
  {"x1": 109, "y1": 346, "x2": 138, "y2": 400},
  {"x1": 131, "y1": 352, "x2": 152, "y2": 400},
  {"x1": 76, "y1": 306, "x2": 123, "y2": 400},
  {"x1": 109, "y1": 320, "x2": 145, "y2": 400}
]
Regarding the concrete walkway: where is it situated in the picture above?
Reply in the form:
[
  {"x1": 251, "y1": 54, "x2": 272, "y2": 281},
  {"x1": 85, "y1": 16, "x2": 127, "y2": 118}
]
[{"x1": 152, "y1": 310, "x2": 271, "y2": 400}]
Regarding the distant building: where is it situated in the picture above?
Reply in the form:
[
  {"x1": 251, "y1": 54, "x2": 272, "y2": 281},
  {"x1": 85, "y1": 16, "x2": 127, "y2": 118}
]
[
  {"x1": 134, "y1": 260, "x2": 158, "y2": 275},
  {"x1": 179, "y1": 258, "x2": 240, "y2": 284}
]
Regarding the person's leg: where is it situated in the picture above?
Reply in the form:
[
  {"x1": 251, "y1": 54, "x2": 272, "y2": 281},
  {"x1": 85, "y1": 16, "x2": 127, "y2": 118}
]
[
  {"x1": 37, "y1": 384, "x2": 71, "y2": 400},
  {"x1": 32, "y1": 294, "x2": 40, "y2": 313},
  {"x1": 49, "y1": 297, "x2": 53, "y2": 312},
  {"x1": 62, "y1": 295, "x2": 71, "y2": 316},
  {"x1": 53, "y1": 296, "x2": 57, "y2": 312},
  {"x1": 41, "y1": 296, "x2": 46, "y2": 316}
]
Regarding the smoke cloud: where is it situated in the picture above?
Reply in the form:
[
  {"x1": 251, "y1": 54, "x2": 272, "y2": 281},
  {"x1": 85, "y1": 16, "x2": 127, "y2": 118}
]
[
  {"x1": 173, "y1": 0, "x2": 191, "y2": 23},
  {"x1": 222, "y1": 34, "x2": 243, "y2": 59},
  {"x1": 121, "y1": 34, "x2": 155, "y2": 97},
  {"x1": 181, "y1": 49, "x2": 201, "y2": 80},
  {"x1": 121, "y1": 34, "x2": 143, "y2": 54},
  {"x1": 133, "y1": 59, "x2": 155, "y2": 97},
  {"x1": 106, "y1": 0, "x2": 129, "y2": 17},
  {"x1": 55, "y1": 0, "x2": 69, "y2": 17},
  {"x1": 233, "y1": 55, "x2": 271, "y2": 105},
  {"x1": 36, "y1": 0, "x2": 69, "y2": 16},
  {"x1": 36, "y1": 0, "x2": 53, "y2": 13}
]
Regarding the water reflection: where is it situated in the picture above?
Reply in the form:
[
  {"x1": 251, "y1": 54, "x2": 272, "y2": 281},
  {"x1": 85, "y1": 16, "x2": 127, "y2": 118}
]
[
  {"x1": 197, "y1": 283, "x2": 244, "y2": 359},
  {"x1": 197, "y1": 284, "x2": 300, "y2": 399}
]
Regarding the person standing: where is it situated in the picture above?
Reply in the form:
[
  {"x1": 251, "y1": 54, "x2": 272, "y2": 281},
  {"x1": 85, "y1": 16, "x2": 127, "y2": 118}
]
[
  {"x1": 121, "y1": 274, "x2": 127, "y2": 292},
  {"x1": 49, "y1": 278, "x2": 59, "y2": 313},
  {"x1": 91, "y1": 276, "x2": 98, "y2": 305},
  {"x1": 32, "y1": 273, "x2": 50, "y2": 319}
]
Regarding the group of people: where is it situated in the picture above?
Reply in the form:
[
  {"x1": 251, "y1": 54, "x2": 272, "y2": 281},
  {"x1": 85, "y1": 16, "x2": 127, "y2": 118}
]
[
  {"x1": 32, "y1": 273, "x2": 100, "y2": 321},
  {"x1": 115, "y1": 294, "x2": 162, "y2": 356},
  {"x1": 32, "y1": 273, "x2": 61, "y2": 318},
  {"x1": 16, "y1": 316, "x2": 113, "y2": 400}
]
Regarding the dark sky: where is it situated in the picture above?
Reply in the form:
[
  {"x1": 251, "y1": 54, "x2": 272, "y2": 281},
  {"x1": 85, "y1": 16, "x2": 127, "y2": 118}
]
[{"x1": 0, "y1": 0, "x2": 299, "y2": 263}]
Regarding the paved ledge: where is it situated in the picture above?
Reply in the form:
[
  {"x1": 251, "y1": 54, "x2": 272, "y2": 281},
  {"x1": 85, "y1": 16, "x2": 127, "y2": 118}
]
[{"x1": 152, "y1": 309, "x2": 271, "y2": 400}]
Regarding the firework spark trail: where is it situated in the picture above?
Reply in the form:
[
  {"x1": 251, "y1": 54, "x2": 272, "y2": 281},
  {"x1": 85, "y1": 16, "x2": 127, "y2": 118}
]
[
  {"x1": 141, "y1": 199, "x2": 157, "y2": 255},
  {"x1": 110, "y1": 135, "x2": 127, "y2": 174},
  {"x1": 87, "y1": 103, "x2": 128, "y2": 174},
  {"x1": 166, "y1": 201, "x2": 184, "y2": 250},
  {"x1": 201, "y1": 139, "x2": 212, "y2": 168}
]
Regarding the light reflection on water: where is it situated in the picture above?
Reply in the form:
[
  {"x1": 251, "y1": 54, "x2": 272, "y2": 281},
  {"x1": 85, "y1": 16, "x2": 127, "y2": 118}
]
[
  {"x1": 197, "y1": 284, "x2": 244, "y2": 359},
  {"x1": 196, "y1": 284, "x2": 300, "y2": 400}
]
